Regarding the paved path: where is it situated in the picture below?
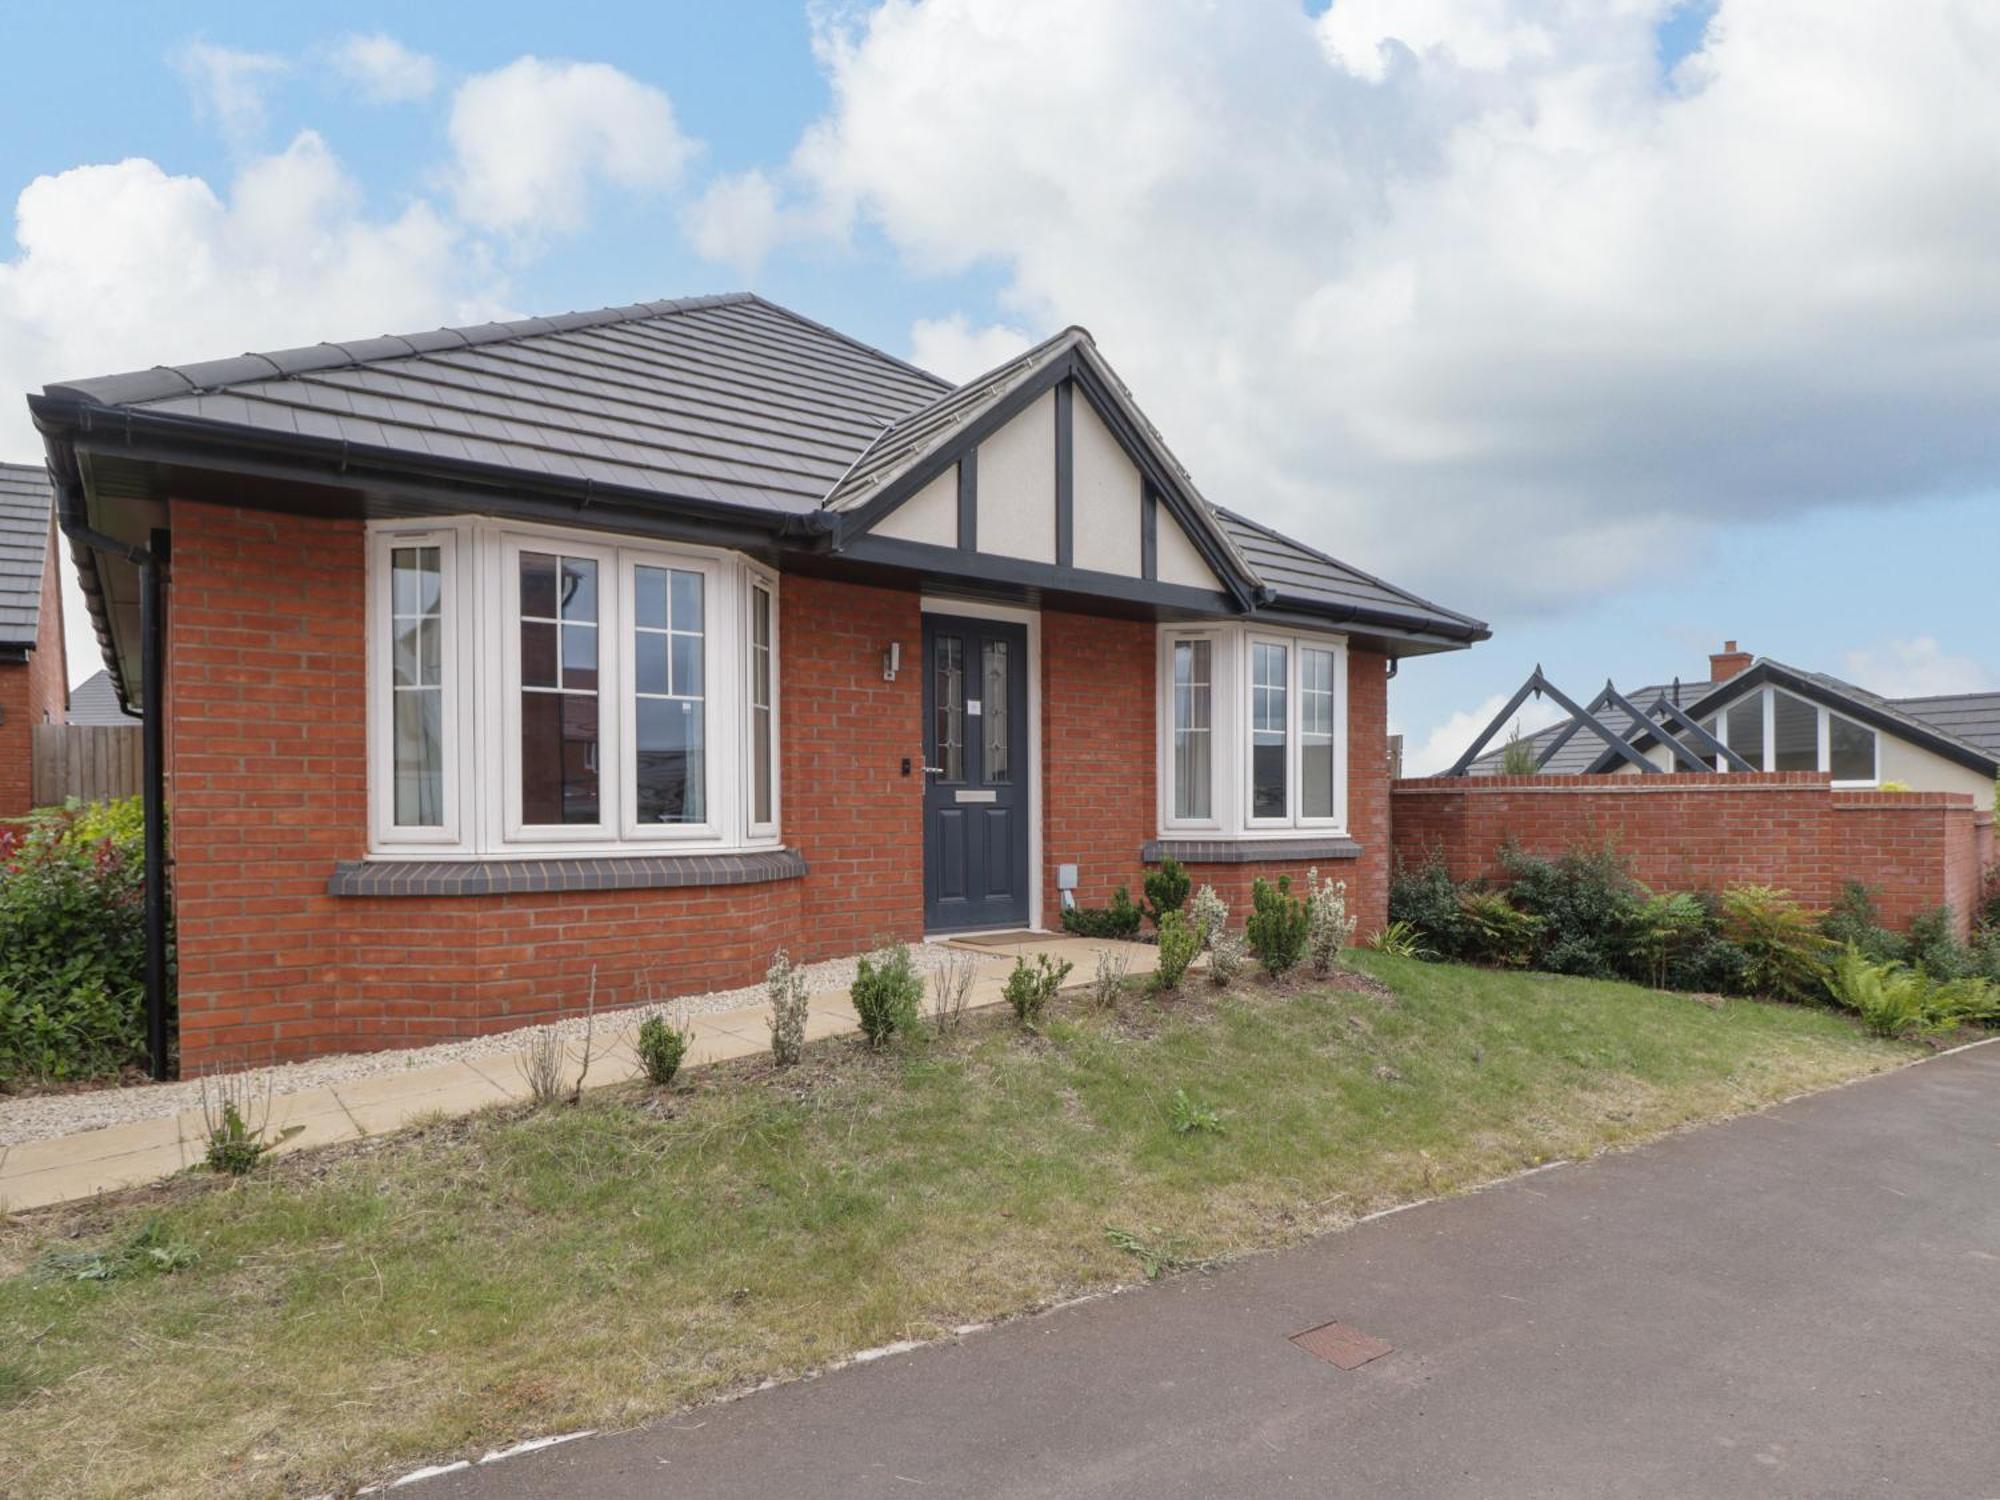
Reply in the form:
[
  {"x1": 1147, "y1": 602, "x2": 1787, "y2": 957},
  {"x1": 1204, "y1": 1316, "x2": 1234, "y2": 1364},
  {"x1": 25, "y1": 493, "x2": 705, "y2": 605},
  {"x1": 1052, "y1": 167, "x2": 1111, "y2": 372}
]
[
  {"x1": 0, "y1": 935, "x2": 1146, "y2": 1213},
  {"x1": 434, "y1": 1042, "x2": 2000, "y2": 1499}
]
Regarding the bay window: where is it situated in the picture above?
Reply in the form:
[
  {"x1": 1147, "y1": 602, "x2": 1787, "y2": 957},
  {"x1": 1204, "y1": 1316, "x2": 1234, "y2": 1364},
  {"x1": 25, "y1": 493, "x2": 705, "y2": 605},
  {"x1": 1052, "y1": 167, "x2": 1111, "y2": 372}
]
[
  {"x1": 1161, "y1": 625, "x2": 1348, "y2": 838},
  {"x1": 368, "y1": 518, "x2": 778, "y2": 856}
]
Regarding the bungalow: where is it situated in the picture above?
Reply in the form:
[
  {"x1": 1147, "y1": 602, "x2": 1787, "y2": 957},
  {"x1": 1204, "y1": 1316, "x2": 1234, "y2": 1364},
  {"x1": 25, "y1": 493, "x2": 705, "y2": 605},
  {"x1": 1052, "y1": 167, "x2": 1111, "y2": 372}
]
[
  {"x1": 29, "y1": 294, "x2": 1487, "y2": 1071},
  {"x1": 0, "y1": 461, "x2": 66, "y2": 820},
  {"x1": 1465, "y1": 641, "x2": 1998, "y2": 806}
]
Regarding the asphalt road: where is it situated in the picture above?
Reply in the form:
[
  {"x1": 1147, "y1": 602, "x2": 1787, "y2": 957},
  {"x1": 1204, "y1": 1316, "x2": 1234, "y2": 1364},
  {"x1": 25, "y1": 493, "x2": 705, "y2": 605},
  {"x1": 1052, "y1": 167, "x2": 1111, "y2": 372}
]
[{"x1": 433, "y1": 1042, "x2": 2000, "y2": 1498}]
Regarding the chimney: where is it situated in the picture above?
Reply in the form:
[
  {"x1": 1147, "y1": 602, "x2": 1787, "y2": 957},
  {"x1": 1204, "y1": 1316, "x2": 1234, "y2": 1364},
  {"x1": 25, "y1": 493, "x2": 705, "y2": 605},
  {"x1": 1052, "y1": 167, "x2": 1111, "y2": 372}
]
[{"x1": 1709, "y1": 640, "x2": 1752, "y2": 684}]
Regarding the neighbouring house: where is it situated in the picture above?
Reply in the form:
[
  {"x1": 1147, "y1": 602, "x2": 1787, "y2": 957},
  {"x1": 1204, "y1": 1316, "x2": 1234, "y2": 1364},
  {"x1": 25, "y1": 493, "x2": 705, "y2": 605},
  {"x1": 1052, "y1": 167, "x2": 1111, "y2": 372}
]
[
  {"x1": 0, "y1": 461, "x2": 66, "y2": 820},
  {"x1": 28, "y1": 294, "x2": 1488, "y2": 1070},
  {"x1": 1465, "y1": 641, "x2": 1998, "y2": 806},
  {"x1": 65, "y1": 667, "x2": 140, "y2": 727}
]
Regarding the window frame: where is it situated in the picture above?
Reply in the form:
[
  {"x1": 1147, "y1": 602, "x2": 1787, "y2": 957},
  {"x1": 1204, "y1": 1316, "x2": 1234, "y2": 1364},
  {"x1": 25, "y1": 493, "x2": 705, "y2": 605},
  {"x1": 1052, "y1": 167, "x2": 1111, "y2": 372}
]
[
  {"x1": 1245, "y1": 633, "x2": 1295, "y2": 829},
  {"x1": 366, "y1": 516, "x2": 782, "y2": 860},
  {"x1": 1161, "y1": 628, "x2": 1224, "y2": 833},
  {"x1": 1705, "y1": 684, "x2": 1880, "y2": 788}
]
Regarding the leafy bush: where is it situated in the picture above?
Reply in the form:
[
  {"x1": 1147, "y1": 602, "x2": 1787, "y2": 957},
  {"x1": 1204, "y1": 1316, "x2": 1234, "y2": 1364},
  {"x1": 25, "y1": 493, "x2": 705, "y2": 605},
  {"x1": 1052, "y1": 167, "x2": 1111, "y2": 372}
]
[
  {"x1": 1627, "y1": 891, "x2": 1711, "y2": 989},
  {"x1": 1500, "y1": 736, "x2": 1538, "y2": 775},
  {"x1": 1820, "y1": 883, "x2": 1907, "y2": 964},
  {"x1": 637, "y1": 1011, "x2": 690, "y2": 1085},
  {"x1": 1719, "y1": 885, "x2": 1835, "y2": 1002},
  {"x1": 1456, "y1": 890, "x2": 1542, "y2": 967},
  {"x1": 1978, "y1": 860, "x2": 2000, "y2": 933},
  {"x1": 1150, "y1": 910, "x2": 1201, "y2": 992},
  {"x1": 1187, "y1": 884, "x2": 1229, "y2": 950},
  {"x1": 1824, "y1": 947, "x2": 1999, "y2": 1038},
  {"x1": 852, "y1": 944, "x2": 924, "y2": 1048},
  {"x1": 1142, "y1": 857, "x2": 1191, "y2": 929},
  {"x1": 767, "y1": 949, "x2": 810, "y2": 1066},
  {"x1": 0, "y1": 798, "x2": 160, "y2": 1086},
  {"x1": 1208, "y1": 931, "x2": 1248, "y2": 987},
  {"x1": 1368, "y1": 920, "x2": 1433, "y2": 960},
  {"x1": 1904, "y1": 905, "x2": 1974, "y2": 980},
  {"x1": 1387, "y1": 855, "x2": 1467, "y2": 961},
  {"x1": 1247, "y1": 875, "x2": 1310, "y2": 978},
  {"x1": 1499, "y1": 845, "x2": 1640, "y2": 979},
  {"x1": 1303, "y1": 868, "x2": 1357, "y2": 976},
  {"x1": 1061, "y1": 886, "x2": 1142, "y2": 940},
  {"x1": 1003, "y1": 953, "x2": 1073, "y2": 1025}
]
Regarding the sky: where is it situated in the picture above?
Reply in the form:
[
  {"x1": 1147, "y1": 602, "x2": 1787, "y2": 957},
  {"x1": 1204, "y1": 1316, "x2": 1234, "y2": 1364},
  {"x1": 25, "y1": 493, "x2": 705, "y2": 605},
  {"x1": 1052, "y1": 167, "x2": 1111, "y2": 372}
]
[{"x1": 3, "y1": 0, "x2": 1996, "y2": 770}]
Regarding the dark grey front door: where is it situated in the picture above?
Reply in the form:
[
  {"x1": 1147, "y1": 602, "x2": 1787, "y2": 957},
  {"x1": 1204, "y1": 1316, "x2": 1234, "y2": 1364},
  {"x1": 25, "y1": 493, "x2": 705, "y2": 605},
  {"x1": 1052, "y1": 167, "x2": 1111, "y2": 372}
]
[{"x1": 923, "y1": 613, "x2": 1030, "y2": 931}]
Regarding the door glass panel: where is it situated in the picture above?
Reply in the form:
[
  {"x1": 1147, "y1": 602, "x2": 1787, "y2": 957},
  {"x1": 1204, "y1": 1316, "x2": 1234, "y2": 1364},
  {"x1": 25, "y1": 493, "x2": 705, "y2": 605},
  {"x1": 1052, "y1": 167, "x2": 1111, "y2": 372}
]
[
  {"x1": 633, "y1": 563, "x2": 706, "y2": 824},
  {"x1": 983, "y1": 640, "x2": 1010, "y2": 784},
  {"x1": 1252, "y1": 641, "x2": 1288, "y2": 818},
  {"x1": 935, "y1": 635, "x2": 964, "y2": 781},
  {"x1": 518, "y1": 551, "x2": 599, "y2": 825},
  {"x1": 389, "y1": 544, "x2": 443, "y2": 827},
  {"x1": 1725, "y1": 694, "x2": 1766, "y2": 771},
  {"x1": 1172, "y1": 639, "x2": 1212, "y2": 819},
  {"x1": 1773, "y1": 690, "x2": 1817, "y2": 772},
  {"x1": 1301, "y1": 646, "x2": 1337, "y2": 819},
  {"x1": 1830, "y1": 714, "x2": 1876, "y2": 782}
]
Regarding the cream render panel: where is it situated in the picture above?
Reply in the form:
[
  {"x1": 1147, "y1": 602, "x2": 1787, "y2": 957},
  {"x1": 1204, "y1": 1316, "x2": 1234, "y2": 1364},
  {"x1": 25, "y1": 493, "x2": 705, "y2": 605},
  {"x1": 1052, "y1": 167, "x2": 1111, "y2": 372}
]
[
  {"x1": 1156, "y1": 508, "x2": 1224, "y2": 590},
  {"x1": 977, "y1": 389, "x2": 1057, "y2": 563},
  {"x1": 1070, "y1": 394, "x2": 1143, "y2": 575},
  {"x1": 1877, "y1": 735, "x2": 1997, "y2": 808},
  {"x1": 872, "y1": 464, "x2": 958, "y2": 546}
]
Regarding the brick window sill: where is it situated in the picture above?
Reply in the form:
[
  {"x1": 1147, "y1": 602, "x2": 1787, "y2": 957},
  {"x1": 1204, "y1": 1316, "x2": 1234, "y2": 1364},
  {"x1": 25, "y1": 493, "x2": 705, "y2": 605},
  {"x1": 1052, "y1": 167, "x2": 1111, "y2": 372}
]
[
  {"x1": 327, "y1": 848, "x2": 808, "y2": 897},
  {"x1": 1141, "y1": 837, "x2": 1362, "y2": 865}
]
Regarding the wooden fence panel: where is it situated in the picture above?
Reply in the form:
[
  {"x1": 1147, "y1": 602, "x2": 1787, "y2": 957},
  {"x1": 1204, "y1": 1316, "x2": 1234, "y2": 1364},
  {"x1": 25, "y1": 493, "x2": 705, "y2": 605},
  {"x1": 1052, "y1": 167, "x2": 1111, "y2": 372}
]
[{"x1": 31, "y1": 724, "x2": 143, "y2": 806}]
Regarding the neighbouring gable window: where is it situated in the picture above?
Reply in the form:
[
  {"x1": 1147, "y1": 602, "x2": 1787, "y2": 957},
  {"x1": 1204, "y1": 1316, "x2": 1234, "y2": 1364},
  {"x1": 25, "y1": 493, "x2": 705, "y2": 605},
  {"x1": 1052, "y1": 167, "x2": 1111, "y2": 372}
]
[
  {"x1": 369, "y1": 519, "x2": 779, "y2": 856},
  {"x1": 1711, "y1": 685, "x2": 1878, "y2": 784},
  {"x1": 1161, "y1": 626, "x2": 1347, "y2": 836}
]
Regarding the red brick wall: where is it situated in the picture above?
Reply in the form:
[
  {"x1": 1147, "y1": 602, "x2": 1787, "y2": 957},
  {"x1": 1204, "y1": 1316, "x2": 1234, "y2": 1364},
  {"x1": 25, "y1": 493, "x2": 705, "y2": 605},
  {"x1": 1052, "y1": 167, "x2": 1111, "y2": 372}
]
[
  {"x1": 0, "y1": 517, "x2": 71, "y2": 819},
  {"x1": 1391, "y1": 772, "x2": 1985, "y2": 935},
  {"x1": 166, "y1": 503, "x2": 927, "y2": 1071}
]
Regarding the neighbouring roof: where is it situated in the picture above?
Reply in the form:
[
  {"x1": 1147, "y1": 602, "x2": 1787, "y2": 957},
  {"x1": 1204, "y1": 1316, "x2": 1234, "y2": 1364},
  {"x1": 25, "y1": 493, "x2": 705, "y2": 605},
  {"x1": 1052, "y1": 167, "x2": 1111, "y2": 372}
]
[
  {"x1": 0, "y1": 461, "x2": 52, "y2": 648},
  {"x1": 43, "y1": 294, "x2": 950, "y2": 517},
  {"x1": 1469, "y1": 661, "x2": 2000, "y2": 778},
  {"x1": 66, "y1": 667, "x2": 138, "y2": 726}
]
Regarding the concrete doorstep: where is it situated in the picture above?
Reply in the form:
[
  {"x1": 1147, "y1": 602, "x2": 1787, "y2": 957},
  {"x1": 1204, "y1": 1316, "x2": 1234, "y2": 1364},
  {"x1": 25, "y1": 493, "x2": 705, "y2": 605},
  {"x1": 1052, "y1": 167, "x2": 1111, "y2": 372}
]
[{"x1": 0, "y1": 935, "x2": 1157, "y2": 1214}]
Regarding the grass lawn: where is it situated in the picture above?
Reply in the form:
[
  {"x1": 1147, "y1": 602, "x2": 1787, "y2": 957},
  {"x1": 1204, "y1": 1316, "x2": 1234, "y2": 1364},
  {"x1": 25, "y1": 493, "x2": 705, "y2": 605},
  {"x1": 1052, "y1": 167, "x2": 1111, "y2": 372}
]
[{"x1": 0, "y1": 955, "x2": 1914, "y2": 1498}]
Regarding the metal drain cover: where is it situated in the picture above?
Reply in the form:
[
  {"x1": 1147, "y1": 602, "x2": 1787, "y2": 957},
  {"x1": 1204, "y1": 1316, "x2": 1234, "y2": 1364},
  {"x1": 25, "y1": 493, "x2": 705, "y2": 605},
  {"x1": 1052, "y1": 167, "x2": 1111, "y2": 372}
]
[{"x1": 1290, "y1": 1321, "x2": 1393, "y2": 1370}]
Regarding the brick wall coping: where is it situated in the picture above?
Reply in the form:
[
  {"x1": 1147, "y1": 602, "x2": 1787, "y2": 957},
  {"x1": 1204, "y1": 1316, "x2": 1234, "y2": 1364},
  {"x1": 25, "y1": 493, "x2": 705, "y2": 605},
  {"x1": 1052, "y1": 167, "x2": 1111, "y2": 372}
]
[
  {"x1": 1141, "y1": 837, "x2": 1363, "y2": 864},
  {"x1": 1391, "y1": 772, "x2": 1833, "y2": 794},
  {"x1": 327, "y1": 848, "x2": 809, "y2": 898}
]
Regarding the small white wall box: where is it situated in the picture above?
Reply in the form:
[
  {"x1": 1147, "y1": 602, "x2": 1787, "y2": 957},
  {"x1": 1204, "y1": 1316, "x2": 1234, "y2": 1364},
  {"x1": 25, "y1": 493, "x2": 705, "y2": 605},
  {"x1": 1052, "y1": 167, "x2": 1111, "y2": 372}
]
[
  {"x1": 882, "y1": 641, "x2": 901, "y2": 681},
  {"x1": 1057, "y1": 863, "x2": 1079, "y2": 910}
]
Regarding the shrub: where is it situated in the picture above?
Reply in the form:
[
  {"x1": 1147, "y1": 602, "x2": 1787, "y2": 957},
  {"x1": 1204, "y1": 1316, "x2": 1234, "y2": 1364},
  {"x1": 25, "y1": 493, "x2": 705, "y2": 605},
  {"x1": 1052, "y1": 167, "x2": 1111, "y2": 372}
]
[
  {"x1": 1208, "y1": 932, "x2": 1248, "y2": 987},
  {"x1": 1820, "y1": 883, "x2": 1907, "y2": 964},
  {"x1": 1247, "y1": 875, "x2": 1309, "y2": 978},
  {"x1": 1387, "y1": 855, "x2": 1466, "y2": 961},
  {"x1": 1456, "y1": 890, "x2": 1542, "y2": 967},
  {"x1": 1978, "y1": 860, "x2": 2000, "y2": 933},
  {"x1": 0, "y1": 798, "x2": 159, "y2": 1086},
  {"x1": 1303, "y1": 868, "x2": 1357, "y2": 976},
  {"x1": 1090, "y1": 947, "x2": 1131, "y2": 1009},
  {"x1": 1627, "y1": 891, "x2": 1711, "y2": 989},
  {"x1": 1499, "y1": 735, "x2": 1538, "y2": 775},
  {"x1": 1187, "y1": 884, "x2": 1229, "y2": 949},
  {"x1": 1151, "y1": 911, "x2": 1201, "y2": 992},
  {"x1": 852, "y1": 944, "x2": 925, "y2": 1048},
  {"x1": 1719, "y1": 885, "x2": 1835, "y2": 1002},
  {"x1": 1499, "y1": 845, "x2": 1640, "y2": 979},
  {"x1": 1142, "y1": 857, "x2": 1191, "y2": 929},
  {"x1": 767, "y1": 948, "x2": 811, "y2": 1066},
  {"x1": 1061, "y1": 886, "x2": 1142, "y2": 940},
  {"x1": 1823, "y1": 947, "x2": 1998, "y2": 1038},
  {"x1": 1368, "y1": 920, "x2": 1433, "y2": 960},
  {"x1": 1904, "y1": 905, "x2": 1974, "y2": 980},
  {"x1": 636, "y1": 1010, "x2": 690, "y2": 1086},
  {"x1": 1003, "y1": 953, "x2": 1073, "y2": 1025}
]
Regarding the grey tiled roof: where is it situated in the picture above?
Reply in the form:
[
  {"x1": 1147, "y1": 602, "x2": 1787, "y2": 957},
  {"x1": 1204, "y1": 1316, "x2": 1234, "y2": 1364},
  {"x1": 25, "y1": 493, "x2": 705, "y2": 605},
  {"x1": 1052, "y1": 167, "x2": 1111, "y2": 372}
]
[
  {"x1": 1890, "y1": 692, "x2": 2000, "y2": 758},
  {"x1": 66, "y1": 668, "x2": 138, "y2": 725},
  {"x1": 46, "y1": 294, "x2": 952, "y2": 516},
  {"x1": 1217, "y1": 507, "x2": 1487, "y2": 639},
  {"x1": 0, "y1": 461, "x2": 52, "y2": 646}
]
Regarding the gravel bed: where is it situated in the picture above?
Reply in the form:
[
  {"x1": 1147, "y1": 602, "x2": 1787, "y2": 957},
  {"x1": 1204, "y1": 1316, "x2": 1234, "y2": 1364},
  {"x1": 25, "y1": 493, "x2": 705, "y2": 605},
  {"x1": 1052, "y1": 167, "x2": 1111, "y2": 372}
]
[{"x1": 0, "y1": 943, "x2": 965, "y2": 1150}]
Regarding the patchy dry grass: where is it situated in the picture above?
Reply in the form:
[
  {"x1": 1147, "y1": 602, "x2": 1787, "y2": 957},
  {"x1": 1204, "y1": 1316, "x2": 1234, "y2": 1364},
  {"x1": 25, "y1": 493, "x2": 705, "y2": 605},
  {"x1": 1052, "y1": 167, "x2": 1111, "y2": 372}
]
[{"x1": 0, "y1": 956, "x2": 1912, "y2": 1498}]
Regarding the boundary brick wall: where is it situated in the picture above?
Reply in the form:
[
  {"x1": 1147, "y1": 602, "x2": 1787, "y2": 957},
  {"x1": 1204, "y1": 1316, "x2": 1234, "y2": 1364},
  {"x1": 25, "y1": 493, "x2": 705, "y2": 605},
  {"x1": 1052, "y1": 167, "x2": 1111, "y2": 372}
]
[
  {"x1": 1390, "y1": 772, "x2": 1989, "y2": 935},
  {"x1": 0, "y1": 517, "x2": 68, "y2": 819}
]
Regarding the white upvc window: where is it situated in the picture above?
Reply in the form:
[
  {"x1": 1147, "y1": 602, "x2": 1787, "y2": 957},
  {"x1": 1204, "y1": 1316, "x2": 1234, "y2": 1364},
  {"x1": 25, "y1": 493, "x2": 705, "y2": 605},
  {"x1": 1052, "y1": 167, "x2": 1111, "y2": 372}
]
[
  {"x1": 1158, "y1": 623, "x2": 1348, "y2": 839},
  {"x1": 366, "y1": 517, "x2": 781, "y2": 859},
  {"x1": 1702, "y1": 686, "x2": 1879, "y2": 786}
]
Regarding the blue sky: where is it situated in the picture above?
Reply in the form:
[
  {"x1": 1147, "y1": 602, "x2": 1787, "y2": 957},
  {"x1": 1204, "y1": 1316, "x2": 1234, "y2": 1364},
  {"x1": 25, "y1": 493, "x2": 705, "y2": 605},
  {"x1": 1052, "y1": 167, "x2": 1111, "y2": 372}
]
[{"x1": 3, "y1": 2, "x2": 1994, "y2": 766}]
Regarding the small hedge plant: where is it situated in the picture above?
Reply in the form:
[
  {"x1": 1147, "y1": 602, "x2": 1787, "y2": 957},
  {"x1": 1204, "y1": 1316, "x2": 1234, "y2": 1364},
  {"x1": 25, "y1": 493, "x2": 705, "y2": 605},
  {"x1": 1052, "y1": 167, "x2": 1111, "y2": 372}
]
[
  {"x1": 1061, "y1": 886, "x2": 1142, "y2": 940},
  {"x1": 1150, "y1": 911, "x2": 1200, "y2": 992},
  {"x1": 637, "y1": 1011, "x2": 691, "y2": 1085},
  {"x1": 852, "y1": 944, "x2": 924, "y2": 1048},
  {"x1": 1142, "y1": 857, "x2": 1191, "y2": 930},
  {"x1": 1003, "y1": 953, "x2": 1072, "y2": 1025},
  {"x1": 1246, "y1": 875, "x2": 1309, "y2": 978}
]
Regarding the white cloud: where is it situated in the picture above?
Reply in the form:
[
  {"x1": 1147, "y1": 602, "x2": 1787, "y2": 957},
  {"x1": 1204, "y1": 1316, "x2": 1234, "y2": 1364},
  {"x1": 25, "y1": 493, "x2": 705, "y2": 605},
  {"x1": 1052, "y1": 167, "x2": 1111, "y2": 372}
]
[
  {"x1": 908, "y1": 314, "x2": 1034, "y2": 381},
  {"x1": 447, "y1": 57, "x2": 696, "y2": 234},
  {"x1": 173, "y1": 41, "x2": 291, "y2": 145},
  {"x1": 1401, "y1": 690, "x2": 1569, "y2": 776},
  {"x1": 1841, "y1": 637, "x2": 1999, "y2": 698},
  {"x1": 684, "y1": 170, "x2": 784, "y2": 280},
  {"x1": 768, "y1": 0, "x2": 2000, "y2": 619},
  {"x1": 328, "y1": 33, "x2": 437, "y2": 104}
]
